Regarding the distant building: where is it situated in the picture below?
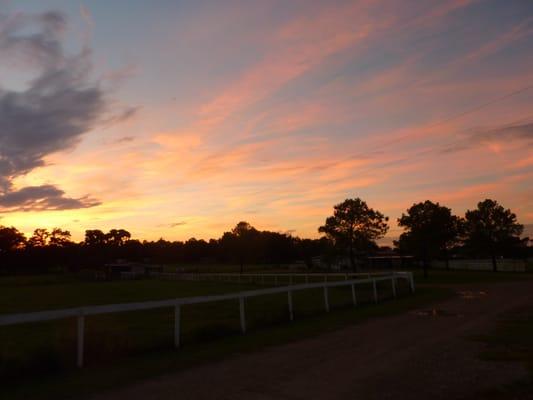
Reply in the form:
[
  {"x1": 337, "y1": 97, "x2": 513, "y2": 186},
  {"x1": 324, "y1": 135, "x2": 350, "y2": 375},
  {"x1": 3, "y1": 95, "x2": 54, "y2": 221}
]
[{"x1": 97, "y1": 261, "x2": 163, "y2": 280}]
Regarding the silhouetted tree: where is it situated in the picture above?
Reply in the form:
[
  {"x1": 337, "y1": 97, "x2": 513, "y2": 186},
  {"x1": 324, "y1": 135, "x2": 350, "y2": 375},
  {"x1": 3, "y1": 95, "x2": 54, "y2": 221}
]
[
  {"x1": 49, "y1": 228, "x2": 73, "y2": 247},
  {"x1": 463, "y1": 199, "x2": 526, "y2": 272},
  {"x1": 0, "y1": 226, "x2": 26, "y2": 253},
  {"x1": 28, "y1": 228, "x2": 50, "y2": 247},
  {"x1": 220, "y1": 222, "x2": 259, "y2": 273},
  {"x1": 84, "y1": 230, "x2": 107, "y2": 247},
  {"x1": 0, "y1": 226, "x2": 26, "y2": 273},
  {"x1": 296, "y1": 238, "x2": 317, "y2": 269},
  {"x1": 319, "y1": 198, "x2": 389, "y2": 271},
  {"x1": 105, "y1": 229, "x2": 131, "y2": 246},
  {"x1": 396, "y1": 201, "x2": 462, "y2": 278}
]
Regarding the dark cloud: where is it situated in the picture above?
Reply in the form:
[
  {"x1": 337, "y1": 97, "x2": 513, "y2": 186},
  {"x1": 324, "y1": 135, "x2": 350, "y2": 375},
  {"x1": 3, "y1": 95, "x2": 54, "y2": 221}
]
[
  {"x1": 0, "y1": 11, "x2": 66, "y2": 69},
  {"x1": 0, "y1": 10, "x2": 115, "y2": 211},
  {"x1": 114, "y1": 136, "x2": 136, "y2": 144},
  {"x1": 441, "y1": 121, "x2": 533, "y2": 154},
  {"x1": 0, "y1": 185, "x2": 100, "y2": 212},
  {"x1": 103, "y1": 106, "x2": 139, "y2": 126},
  {"x1": 157, "y1": 221, "x2": 188, "y2": 228}
]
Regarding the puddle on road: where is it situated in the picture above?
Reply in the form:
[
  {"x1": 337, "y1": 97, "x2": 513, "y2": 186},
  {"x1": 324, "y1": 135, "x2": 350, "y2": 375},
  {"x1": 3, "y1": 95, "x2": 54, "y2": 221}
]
[
  {"x1": 411, "y1": 308, "x2": 464, "y2": 318},
  {"x1": 457, "y1": 290, "x2": 488, "y2": 300},
  {"x1": 411, "y1": 290, "x2": 488, "y2": 319}
]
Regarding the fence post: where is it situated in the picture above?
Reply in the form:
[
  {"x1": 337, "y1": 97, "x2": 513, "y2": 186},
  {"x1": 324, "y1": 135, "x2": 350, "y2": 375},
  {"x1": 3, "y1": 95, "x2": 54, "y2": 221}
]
[
  {"x1": 373, "y1": 279, "x2": 378, "y2": 303},
  {"x1": 391, "y1": 275, "x2": 397, "y2": 298},
  {"x1": 289, "y1": 275, "x2": 293, "y2": 285},
  {"x1": 324, "y1": 286, "x2": 330, "y2": 312},
  {"x1": 288, "y1": 291, "x2": 294, "y2": 321},
  {"x1": 275, "y1": 275, "x2": 278, "y2": 285},
  {"x1": 239, "y1": 297, "x2": 246, "y2": 334},
  {"x1": 409, "y1": 273, "x2": 415, "y2": 293},
  {"x1": 77, "y1": 310, "x2": 85, "y2": 368},
  {"x1": 174, "y1": 304, "x2": 181, "y2": 348},
  {"x1": 305, "y1": 275, "x2": 309, "y2": 284},
  {"x1": 351, "y1": 284, "x2": 357, "y2": 306}
]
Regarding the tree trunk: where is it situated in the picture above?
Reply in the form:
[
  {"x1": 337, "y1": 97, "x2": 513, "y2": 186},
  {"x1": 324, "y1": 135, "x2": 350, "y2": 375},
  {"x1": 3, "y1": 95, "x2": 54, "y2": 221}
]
[
  {"x1": 444, "y1": 249, "x2": 450, "y2": 270},
  {"x1": 349, "y1": 242, "x2": 356, "y2": 272},
  {"x1": 422, "y1": 243, "x2": 429, "y2": 279}
]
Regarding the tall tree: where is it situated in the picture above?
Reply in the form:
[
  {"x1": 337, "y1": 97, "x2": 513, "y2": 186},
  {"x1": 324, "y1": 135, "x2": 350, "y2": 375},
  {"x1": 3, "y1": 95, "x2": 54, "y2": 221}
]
[
  {"x1": 463, "y1": 199, "x2": 525, "y2": 272},
  {"x1": 319, "y1": 198, "x2": 389, "y2": 271},
  {"x1": 105, "y1": 229, "x2": 131, "y2": 246},
  {"x1": 0, "y1": 226, "x2": 26, "y2": 254},
  {"x1": 396, "y1": 201, "x2": 462, "y2": 277},
  {"x1": 220, "y1": 221, "x2": 259, "y2": 273},
  {"x1": 84, "y1": 229, "x2": 107, "y2": 247},
  {"x1": 28, "y1": 228, "x2": 50, "y2": 247},
  {"x1": 49, "y1": 228, "x2": 73, "y2": 247}
]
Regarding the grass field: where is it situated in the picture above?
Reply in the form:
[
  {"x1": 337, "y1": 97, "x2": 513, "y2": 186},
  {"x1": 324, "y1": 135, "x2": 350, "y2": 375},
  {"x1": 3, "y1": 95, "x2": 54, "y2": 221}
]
[
  {"x1": 2, "y1": 268, "x2": 530, "y2": 399},
  {"x1": 0, "y1": 273, "x2": 410, "y2": 380}
]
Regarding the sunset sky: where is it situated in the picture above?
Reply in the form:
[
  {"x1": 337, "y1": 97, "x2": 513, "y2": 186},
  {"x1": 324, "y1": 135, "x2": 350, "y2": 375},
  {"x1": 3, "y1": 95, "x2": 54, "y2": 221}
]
[{"x1": 1, "y1": 0, "x2": 532, "y2": 244}]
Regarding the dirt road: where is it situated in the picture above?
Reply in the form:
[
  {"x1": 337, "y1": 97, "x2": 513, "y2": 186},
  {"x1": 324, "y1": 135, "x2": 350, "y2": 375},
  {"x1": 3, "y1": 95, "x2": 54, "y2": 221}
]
[{"x1": 93, "y1": 281, "x2": 533, "y2": 400}]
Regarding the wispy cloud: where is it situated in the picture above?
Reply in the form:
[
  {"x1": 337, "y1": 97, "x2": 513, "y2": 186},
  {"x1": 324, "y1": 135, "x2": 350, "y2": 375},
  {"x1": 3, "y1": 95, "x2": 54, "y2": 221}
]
[{"x1": 2, "y1": 0, "x2": 532, "y2": 240}]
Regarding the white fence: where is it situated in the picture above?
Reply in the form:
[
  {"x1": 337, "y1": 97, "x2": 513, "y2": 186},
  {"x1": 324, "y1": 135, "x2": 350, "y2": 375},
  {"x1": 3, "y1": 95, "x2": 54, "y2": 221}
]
[{"x1": 0, "y1": 271, "x2": 414, "y2": 368}]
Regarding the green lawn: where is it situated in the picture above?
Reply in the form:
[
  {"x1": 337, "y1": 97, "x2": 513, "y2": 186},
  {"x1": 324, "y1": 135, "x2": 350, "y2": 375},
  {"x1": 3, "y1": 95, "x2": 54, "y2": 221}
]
[
  {"x1": 0, "y1": 275, "x2": 260, "y2": 313},
  {"x1": 0, "y1": 277, "x2": 253, "y2": 379}
]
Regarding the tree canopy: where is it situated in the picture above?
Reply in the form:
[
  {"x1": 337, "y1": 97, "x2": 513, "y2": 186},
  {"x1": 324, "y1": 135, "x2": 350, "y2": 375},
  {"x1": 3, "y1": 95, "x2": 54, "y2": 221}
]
[
  {"x1": 396, "y1": 200, "x2": 462, "y2": 276},
  {"x1": 319, "y1": 198, "x2": 389, "y2": 271},
  {"x1": 0, "y1": 226, "x2": 26, "y2": 253},
  {"x1": 463, "y1": 199, "x2": 526, "y2": 271}
]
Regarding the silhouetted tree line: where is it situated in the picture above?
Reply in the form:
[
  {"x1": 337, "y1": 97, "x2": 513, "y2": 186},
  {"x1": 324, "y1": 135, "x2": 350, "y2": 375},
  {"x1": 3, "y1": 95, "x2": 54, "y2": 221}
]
[
  {"x1": 0, "y1": 198, "x2": 530, "y2": 275},
  {"x1": 0, "y1": 223, "x2": 329, "y2": 274}
]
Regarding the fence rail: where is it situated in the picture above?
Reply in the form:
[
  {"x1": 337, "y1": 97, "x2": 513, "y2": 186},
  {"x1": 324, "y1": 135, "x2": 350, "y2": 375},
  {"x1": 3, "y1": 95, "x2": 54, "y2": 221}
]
[{"x1": 0, "y1": 271, "x2": 414, "y2": 368}]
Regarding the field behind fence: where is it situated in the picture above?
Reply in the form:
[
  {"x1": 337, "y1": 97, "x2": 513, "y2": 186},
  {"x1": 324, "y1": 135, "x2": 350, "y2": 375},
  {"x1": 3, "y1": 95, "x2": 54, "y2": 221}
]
[{"x1": 0, "y1": 271, "x2": 413, "y2": 376}]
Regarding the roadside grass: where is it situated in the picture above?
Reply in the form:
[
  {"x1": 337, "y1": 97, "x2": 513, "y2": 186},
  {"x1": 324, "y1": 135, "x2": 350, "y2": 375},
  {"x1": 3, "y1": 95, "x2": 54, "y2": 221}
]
[
  {"x1": 473, "y1": 307, "x2": 533, "y2": 397},
  {"x1": 2, "y1": 284, "x2": 451, "y2": 400}
]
